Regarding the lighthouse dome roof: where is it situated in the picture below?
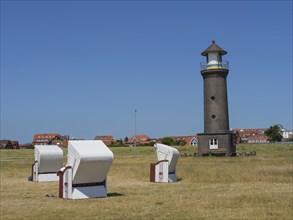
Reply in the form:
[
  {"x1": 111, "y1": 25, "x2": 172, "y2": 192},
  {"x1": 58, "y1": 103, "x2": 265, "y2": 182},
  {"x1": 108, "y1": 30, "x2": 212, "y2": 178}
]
[{"x1": 201, "y1": 40, "x2": 227, "y2": 56}]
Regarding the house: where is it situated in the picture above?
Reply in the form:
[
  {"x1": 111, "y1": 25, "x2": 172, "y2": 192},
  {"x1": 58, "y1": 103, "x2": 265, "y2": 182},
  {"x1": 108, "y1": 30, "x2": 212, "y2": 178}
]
[
  {"x1": 247, "y1": 134, "x2": 270, "y2": 144},
  {"x1": 232, "y1": 128, "x2": 268, "y2": 143},
  {"x1": 94, "y1": 136, "x2": 115, "y2": 145},
  {"x1": 280, "y1": 128, "x2": 293, "y2": 139},
  {"x1": 0, "y1": 140, "x2": 13, "y2": 149},
  {"x1": 128, "y1": 135, "x2": 151, "y2": 145},
  {"x1": 11, "y1": 141, "x2": 20, "y2": 149},
  {"x1": 159, "y1": 135, "x2": 198, "y2": 146},
  {"x1": 184, "y1": 136, "x2": 198, "y2": 146},
  {"x1": 171, "y1": 135, "x2": 198, "y2": 146},
  {"x1": 32, "y1": 133, "x2": 68, "y2": 147},
  {"x1": 48, "y1": 136, "x2": 68, "y2": 148}
]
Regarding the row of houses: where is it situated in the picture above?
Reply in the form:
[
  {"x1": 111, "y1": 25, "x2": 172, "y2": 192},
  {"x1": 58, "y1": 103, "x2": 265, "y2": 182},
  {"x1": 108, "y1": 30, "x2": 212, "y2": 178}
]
[
  {"x1": 1, "y1": 127, "x2": 292, "y2": 149},
  {"x1": 234, "y1": 127, "x2": 293, "y2": 144},
  {"x1": 233, "y1": 128, "x2": 269, "y2": 144},
  {"x1": 30, "y1": 134, "x2": 199, "y2": 147},
  {"x1": 0, "y1": 133, "x2": 199, "y2": 149}
]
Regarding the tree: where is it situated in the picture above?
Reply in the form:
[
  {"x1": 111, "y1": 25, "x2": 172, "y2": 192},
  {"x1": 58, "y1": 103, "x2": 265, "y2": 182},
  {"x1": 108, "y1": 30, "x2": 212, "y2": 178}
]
[
  {"x1": 160, "y1": 137, "x2": 174, "y2": 146},
  {"x1": 178, "y1": 141, "x2": 187, "y2": 146},
  {"x1": 265, "y1": 125, "x2": 283, "y2": 142},
  {"x1": 124, "y1": 137, "x2": 128, "y2": 142}
]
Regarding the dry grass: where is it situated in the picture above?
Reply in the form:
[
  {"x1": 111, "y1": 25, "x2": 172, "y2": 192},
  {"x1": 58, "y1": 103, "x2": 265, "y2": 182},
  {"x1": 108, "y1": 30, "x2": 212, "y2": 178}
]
[{"x1": 1, "y1": 144, "x2": 292, "y2": 219}]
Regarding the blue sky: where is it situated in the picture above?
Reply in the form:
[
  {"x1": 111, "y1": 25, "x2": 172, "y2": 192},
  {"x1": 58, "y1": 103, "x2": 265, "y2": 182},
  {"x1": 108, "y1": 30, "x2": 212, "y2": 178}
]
[{"x1": 1, "y1": 0, "x2": 292, "y2": 143}]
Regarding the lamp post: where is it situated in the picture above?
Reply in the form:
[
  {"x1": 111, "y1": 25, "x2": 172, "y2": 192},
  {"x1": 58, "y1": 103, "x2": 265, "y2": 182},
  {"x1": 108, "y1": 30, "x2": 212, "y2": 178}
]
[{"x1": 134, "y1": 109, "x2": 138, "y2": 157}]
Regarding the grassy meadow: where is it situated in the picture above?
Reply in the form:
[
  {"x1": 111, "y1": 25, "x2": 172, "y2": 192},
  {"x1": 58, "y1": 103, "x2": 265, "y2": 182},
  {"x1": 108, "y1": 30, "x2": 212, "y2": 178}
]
[{"x1": 0, "y1": 144, "x2": 292, "y2": 219}]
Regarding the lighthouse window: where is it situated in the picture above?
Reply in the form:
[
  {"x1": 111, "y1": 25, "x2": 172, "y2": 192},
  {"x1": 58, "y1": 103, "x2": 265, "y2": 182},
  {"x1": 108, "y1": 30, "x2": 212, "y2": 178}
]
[
  {"x1": 209, "y1": 139, "x2": 218, "y2": 149},
  {"x1": 211, "y1": 115, "x2": 216, "y2": 119},
  {"x1": 218, "y1": 54, "x2": 222, "y2": 63},
  {"x1": 210, "y1": 96, "x2": 215, "y2": 100}
]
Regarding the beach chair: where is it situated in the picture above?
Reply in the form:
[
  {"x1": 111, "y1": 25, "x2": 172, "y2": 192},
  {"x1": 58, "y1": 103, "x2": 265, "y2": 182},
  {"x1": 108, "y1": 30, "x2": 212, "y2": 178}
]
[
  {"x1": 31, "y1": 145, "x2": 63, "y2": 182},
  {"x1": 57, "y1": 140, "x2": 114, "y2": 199},
  {"x1": 150, "y1": 143, "x2": 179, "y2": 183}
]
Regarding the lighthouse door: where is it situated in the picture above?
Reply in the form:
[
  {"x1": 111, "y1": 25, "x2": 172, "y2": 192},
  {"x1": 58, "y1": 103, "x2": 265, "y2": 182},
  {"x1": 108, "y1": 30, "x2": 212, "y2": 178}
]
[{"x1": 209, "y1": 139, "x2": 218, "y2": 149}]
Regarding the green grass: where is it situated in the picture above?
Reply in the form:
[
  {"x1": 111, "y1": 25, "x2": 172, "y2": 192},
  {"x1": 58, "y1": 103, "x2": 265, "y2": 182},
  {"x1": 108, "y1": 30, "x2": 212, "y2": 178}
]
[{"x1": 1, "y1": 144, "x2": 292, "y2": 219}]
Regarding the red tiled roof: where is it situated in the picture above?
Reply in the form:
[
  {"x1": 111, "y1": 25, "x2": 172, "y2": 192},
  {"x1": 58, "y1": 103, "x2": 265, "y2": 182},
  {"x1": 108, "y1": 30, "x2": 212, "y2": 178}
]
[
  {"x1": 233, "y1": 128, "x2": 267, "y2": 136},
  {"x1": 94, "y1": 136, "x2": 114, "y2": 140},
  {"x1": 233, "y1": 128, "x2": 269, "y2": 143},
  {"x1": 94, "y1": 136, "x2": 115, "y2": 145},
  {"x1": 32, "y1": 133, "x2": 61, "y2": 144},
  {"x1": 247, "y1": 134, "x2": 270, "y2": 143},
  {"x1": 247, "y1": 134, "x2": 269, "y2": 141}
]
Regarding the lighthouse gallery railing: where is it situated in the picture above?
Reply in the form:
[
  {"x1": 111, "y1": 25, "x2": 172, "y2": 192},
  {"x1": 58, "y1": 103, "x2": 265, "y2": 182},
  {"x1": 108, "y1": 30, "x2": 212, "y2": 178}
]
[{"x1": 200, "y1": 60, "x2": 229, "y2": 71}]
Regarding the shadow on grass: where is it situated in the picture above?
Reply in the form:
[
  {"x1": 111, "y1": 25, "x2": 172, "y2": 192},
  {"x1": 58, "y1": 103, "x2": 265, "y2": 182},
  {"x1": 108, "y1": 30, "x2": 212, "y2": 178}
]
[{"x1": 107, "y1": 192, "x2": 124, "y2": 197}]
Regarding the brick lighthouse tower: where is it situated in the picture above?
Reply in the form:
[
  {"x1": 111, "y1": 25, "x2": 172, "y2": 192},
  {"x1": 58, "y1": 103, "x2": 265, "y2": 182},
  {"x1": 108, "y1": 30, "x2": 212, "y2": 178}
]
[{"x1": 197, "y1": 41, "x2": 236, "y2": 156}]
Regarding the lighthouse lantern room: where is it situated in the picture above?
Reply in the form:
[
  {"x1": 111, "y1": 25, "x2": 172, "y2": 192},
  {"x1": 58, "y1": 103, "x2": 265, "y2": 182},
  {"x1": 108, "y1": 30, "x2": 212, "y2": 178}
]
[{"x1": 200, "y1": 40, "x2": 229, "y2": 71}]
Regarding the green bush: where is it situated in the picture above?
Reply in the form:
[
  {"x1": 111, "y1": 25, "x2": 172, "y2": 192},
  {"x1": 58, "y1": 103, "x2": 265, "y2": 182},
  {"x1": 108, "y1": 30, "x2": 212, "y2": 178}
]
[
  {"x1": 179, "y1": 141, "x2": 187, "y2": 146},
  {"x1": 160, "y1": 137, "x2": 174, "y2": 145}
]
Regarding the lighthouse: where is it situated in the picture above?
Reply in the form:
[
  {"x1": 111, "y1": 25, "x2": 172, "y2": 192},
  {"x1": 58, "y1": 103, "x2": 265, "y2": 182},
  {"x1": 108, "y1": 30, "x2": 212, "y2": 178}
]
[{"x1": 197, "y1": 41, "x2": 236, "y2": 156}]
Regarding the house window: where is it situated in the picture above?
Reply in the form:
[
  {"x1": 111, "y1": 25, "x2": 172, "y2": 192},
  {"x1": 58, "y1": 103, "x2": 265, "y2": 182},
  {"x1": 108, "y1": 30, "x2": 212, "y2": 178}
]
[
  {"x1": 209, "y1": 139, "x2": 218, "y2": 149},
  {"x1": 191, "y1": 138, "x2": 198, "y2": 146}
]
